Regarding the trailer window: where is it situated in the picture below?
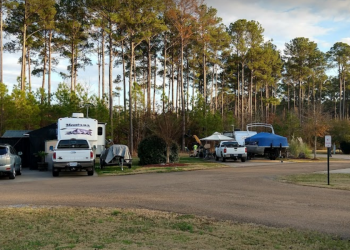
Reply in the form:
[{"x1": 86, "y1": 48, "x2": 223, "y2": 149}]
[{"x1": 98, "y1": 127, "x2": 103, "y2": 136}]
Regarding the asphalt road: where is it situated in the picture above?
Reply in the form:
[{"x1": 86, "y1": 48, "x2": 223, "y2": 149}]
[{"x1": 1, "y1": 159, "x2": 350, "y2": 239}]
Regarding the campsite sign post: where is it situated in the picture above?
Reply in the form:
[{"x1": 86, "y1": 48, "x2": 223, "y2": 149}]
[{"x1": 325, "y1": 135, "x2": 331, "y2": 185}]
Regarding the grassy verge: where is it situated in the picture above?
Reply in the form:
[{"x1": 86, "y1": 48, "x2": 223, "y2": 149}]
[
  {"x1": 1, "y1": 206, "x2": 349, "y2": 250},
  {"x1": 280, "y1": 173, "x2": 350, "y2": 190},
  {"x1": 95, "y1": 155, "x2": 226, "y2": 176}
]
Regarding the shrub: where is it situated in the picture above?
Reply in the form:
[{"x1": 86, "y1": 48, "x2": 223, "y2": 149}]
[
  {"x1": 138, "y1": 135, "x2": 180, "y2": 165},
  {"x1": 340, "y1": 141, "x2": 350, "y2": 154},
  {"x1": 138, "y1": 136, "x2": 167, "y2": 165},
  {"x1": 288, "y1": 136, "x2": 311, "y2": 158}
]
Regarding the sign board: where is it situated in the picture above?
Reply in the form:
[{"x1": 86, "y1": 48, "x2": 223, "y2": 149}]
[{"x1": 325, "y1": 135, "x2": 332, "y2": 148}]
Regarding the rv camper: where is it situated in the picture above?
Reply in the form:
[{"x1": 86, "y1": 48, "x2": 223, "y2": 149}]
[{"x1": 57, "y1": 113, "x2": 106, "y2": 156}]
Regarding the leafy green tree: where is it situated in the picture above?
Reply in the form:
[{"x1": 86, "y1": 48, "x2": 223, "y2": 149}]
[
  {"x1": 119, "y1": 0, "x2": 166, "y2": 154},
  {"x1": 327, "y1": 42, "x2": 350, "y2": 120},
  {"x1": 167, "y1": 0, "x2": 197, "y2": 150},
  {"x1": 227, "y1": 19, "x2": 264, "y2": 128},
  {"x1": 284, "y1": 37, "x2": 320, "y2": 124},
  {"x1": 55, "y1": 0, "x2": 92, "y2": 91},
  {"x1": 5, "y1": 0, "x2": 55, "y2": 90},
  {"x1": 6, "y1": 84, "x2": 40, "y2": 129}
]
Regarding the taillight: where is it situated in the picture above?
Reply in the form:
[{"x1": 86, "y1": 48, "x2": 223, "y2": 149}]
[
  {"x1": 224, "y1": 147, "x2": 227, "y2": 153},
  {"x1": 53, "y1": 152, "x2": 56, "y2": 159},
  {"x1": 245, "y1": 147, "x2": 247, "y2": 153},
  {"x1": 90, "y1": 151, "x2": 94, "y2": 159}
]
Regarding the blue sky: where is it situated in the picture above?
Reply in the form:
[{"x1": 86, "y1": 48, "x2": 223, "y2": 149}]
[{"x1": 3, "y1": 0, "x2": 350, "y2": 96}]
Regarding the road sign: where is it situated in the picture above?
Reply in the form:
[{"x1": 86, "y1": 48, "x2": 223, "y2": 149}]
[{"x1": 325, "y1": 135, "x2": 332, "y2": 148}]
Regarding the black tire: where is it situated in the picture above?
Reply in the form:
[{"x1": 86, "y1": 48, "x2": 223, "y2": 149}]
[
  {"x1": 128, "y1": 164, "x2": 132, "y2": 169},
  {"x1": 241, "y1": 157, "x2": 246, "y2": 162},
  {"x1": 221, "y1": 155, "x2": 226, "y2": 162},
  {"x1": 16, "y1": 164, "x2": 22, "y2": 175},
  {"x1": 52, "y1": 168, "x2": 59, "y2": 177},
  {"x1": 87, "y1": 166, "x2": 94, "y2": 176},
  {"x1": 215, "y1": 155, "x2": 219, "y2": 161},
  {"x1": 9, "y1": 167, "x2": 16, "y2": 179}
]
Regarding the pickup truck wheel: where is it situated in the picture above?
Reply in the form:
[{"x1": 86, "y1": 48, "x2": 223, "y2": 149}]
[
  {"x1": 221, "y1": 156, "x2": 226, "y2": 162},
  {"x1": 241, "y1": 157, "x2": 246, "y2": 162},
  {"x1": 52, "y1": 168, "x2": 59, "y2": 177},
  {"x1": 9, "y1": 167, "x2": 16, "y2": 179},
  {"x1": 87, "y1": 167, "x2": 94, "y2": 176}
]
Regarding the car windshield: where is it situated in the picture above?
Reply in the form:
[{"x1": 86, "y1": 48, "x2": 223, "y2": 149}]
[
  {"x1": 0, "y1": 146, "x2": 8, "y2": 155},
  {"x1": 222, "y1": 142, "x2": 238, "y2": 147},
  {"x1": 57, "y1": 140, "x2": 89, "y2": 149}
]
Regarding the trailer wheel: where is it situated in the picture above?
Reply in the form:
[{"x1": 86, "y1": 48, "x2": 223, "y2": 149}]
[{"x1": 100, "y1": 160, "x2": 105, "y2": 169}]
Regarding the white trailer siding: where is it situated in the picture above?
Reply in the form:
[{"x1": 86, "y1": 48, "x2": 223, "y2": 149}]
[{"x1": 57, "y1": 114, "x2": 106, "y2": 156}]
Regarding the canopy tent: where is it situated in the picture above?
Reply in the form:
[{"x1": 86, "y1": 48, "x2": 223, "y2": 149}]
[{"x1": 200, "y1": 132, "x2": 234, "y2": 141}]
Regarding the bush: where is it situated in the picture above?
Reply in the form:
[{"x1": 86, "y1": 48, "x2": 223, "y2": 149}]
[
  {"x1": 340, "y1": 141, "x2": 350, "y2": 154},
  {"x1": 138, "y1": 136, "x2": 179, "y2": 165},
  {"x1": 288, "y1": 136, "x2": 311, "y2": 158}
]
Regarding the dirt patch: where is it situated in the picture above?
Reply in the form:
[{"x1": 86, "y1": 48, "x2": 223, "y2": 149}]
[{"x1": 142, "y1": 163, "x2": 188, "y2": 167}]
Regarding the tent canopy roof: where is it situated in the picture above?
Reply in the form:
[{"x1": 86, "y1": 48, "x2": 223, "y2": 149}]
[{"x1": 200, "y1": 132, "x2": 234, "y2": 141}]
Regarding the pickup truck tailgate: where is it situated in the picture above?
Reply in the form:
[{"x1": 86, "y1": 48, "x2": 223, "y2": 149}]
[{"x1": 55, "y1": 150, "x2": 93, "y2": 162}]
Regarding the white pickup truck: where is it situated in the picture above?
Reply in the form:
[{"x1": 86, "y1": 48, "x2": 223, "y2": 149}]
[
  {"x1": 52, "y1": 139, "x2": 95, "y2": 177},
  {"x1": 215, "y1": 141, "x2": 247, "y2": 162}
]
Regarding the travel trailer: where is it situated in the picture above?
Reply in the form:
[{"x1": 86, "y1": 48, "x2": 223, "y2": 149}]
[{"x1": 57, "y1": 113, "x2": 106, "y2": 156}]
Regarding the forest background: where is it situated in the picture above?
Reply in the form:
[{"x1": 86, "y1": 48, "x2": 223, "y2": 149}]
[{"x1": 0, "y1": 0, "x2": 350, "y2": 154}]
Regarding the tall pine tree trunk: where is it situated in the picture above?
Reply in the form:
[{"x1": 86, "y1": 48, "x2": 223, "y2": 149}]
[
  {"x1": 101, "y1": 29, "x2": 105, "y2": 98},
  {"x1": 162, "y1": 34, "x2": 167, "y2": 113},
  {"x1": 147, "y1": 39, "x2": 151, "y2": 114},
  {"x1": 153, "y1": 56, "x2": 156, "y2": 113},
  {"x1": 48, "y1": 30, "x2": 52, "y2": 105},
  {"x1": 129, "y1": 41, "x2": 134, "y2": 154},
  {"x1": 27, "y1": 49, "x2": 31, "y2": 91},
  {"x1": 122, "y1": 40, "x2": 126, "y2": 112},
  {"x1": 0, "y1": 2, "x2": 3, "y2": 83},
  {"x1": 21, "y1": 24, "x2": 27, "y2": 90},
  {"x1": 108, "y1": 27, "x2": 113, "y2": 140}
]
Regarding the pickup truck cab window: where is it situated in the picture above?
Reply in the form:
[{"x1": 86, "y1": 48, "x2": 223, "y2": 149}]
[
  {"x1": 221, "y1": 142, "x2": 238, "y2": 147},
  {"x1": 57, "y1": 139, "x2": 90, "y2": 149}
]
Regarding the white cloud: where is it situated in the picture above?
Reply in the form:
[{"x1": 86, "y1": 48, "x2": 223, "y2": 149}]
[
  {"x1": 205, "y1": 0, "x2": 350, "y2": 52},
  {"x1": 340, "y1": 38, "x2": 350, "y2": 45}
]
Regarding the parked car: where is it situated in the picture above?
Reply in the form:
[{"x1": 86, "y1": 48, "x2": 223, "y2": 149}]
[{"x1": 0, "y1": 144, "x2": 22, "y2": 179}]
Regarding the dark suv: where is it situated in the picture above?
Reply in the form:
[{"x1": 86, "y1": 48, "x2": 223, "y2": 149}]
[{"x1": 0, "y1": 144, "x2": 22, "y2": 179}]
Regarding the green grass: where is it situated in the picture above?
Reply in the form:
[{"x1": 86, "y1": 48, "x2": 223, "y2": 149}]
[
  {"x1": 280, "y1": 173, "x2": 350, "y2": 190},
  {"x1": 0, "y1": 206, "x2": 349, "y2": 250},
  {"x1": 95, "y1": 154, "x2": 225, "y2": 176}
]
